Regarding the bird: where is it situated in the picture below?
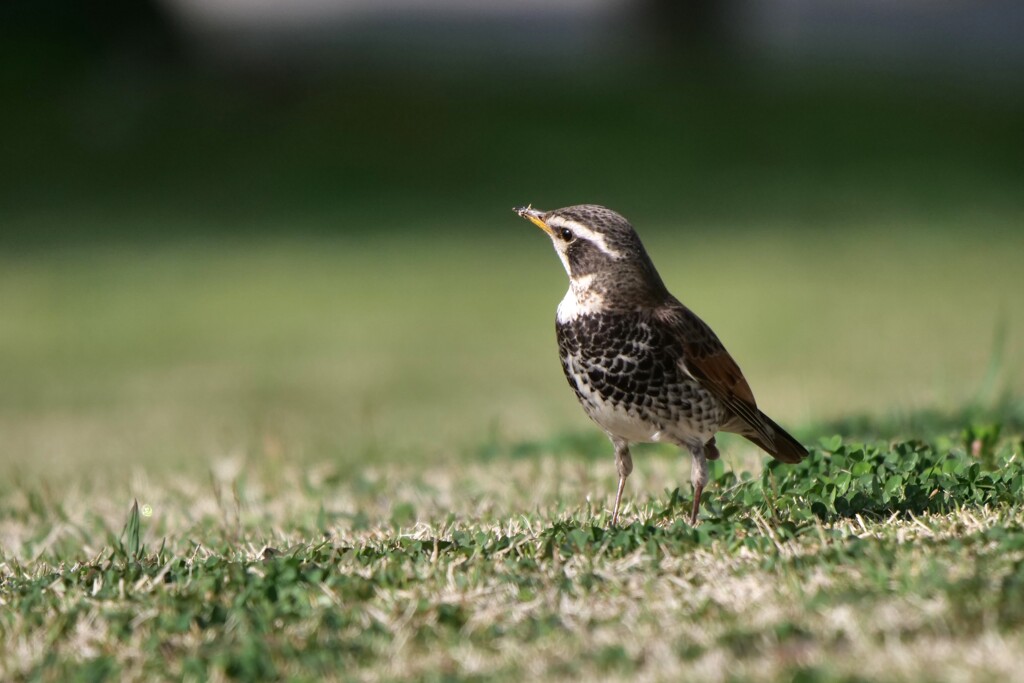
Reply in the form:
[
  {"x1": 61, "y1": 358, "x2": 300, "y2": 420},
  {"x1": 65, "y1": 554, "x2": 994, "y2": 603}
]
[{"x1": 514, "y1": 204, "x2": 807, "y2": 525}]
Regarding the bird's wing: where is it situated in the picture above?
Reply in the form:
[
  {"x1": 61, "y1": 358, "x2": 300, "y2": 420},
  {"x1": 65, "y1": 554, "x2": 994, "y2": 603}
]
[{"x1": 653, "y1": 300, "x2": 768, "y2": 441}]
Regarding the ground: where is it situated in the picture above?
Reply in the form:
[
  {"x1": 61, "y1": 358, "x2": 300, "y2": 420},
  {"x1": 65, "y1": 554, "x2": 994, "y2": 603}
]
[{"x1": 1, "y1": 217, "x2": 1023, "y2": 681}]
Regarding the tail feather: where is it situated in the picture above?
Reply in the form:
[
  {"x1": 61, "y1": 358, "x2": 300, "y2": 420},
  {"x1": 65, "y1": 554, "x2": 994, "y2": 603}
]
[{"x1": 726, "y1": 410, "x2": 808, "y2": 464}]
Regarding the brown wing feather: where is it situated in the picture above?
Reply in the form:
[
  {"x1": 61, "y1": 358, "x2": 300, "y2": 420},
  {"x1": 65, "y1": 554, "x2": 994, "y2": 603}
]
[
  {"x1": 654, "y1": 300, "x2": 757, "y2": 407},
  {"x1": 654, "y1": 300, "x2": 804, "y2": 461},
  {"x1": 681, "y1": 320, "x2": 756, "y2": 407}
]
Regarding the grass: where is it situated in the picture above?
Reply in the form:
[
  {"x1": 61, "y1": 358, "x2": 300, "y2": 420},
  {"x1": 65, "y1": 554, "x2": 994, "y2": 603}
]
[
  {"x1": 1, "y1": 219, "x2": 1023, "y2": 680},
  {"x1": 2, "y1": 35, "x2": 1023, "y2": 679},
  {"x1": 3, "y1": 429, "x2": 1024, "y2": 681}
]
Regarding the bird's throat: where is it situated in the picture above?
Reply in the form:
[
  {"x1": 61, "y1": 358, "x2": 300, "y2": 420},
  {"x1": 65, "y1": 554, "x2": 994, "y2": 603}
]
[{"x1": 557, "y1": 275, "x2": 606, "y2": 323}]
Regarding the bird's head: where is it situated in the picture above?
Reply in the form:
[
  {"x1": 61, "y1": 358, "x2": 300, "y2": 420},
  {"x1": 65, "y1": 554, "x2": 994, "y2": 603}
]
[{"x1": 514, "y1": 204, "x2": 667, "y2": 302}]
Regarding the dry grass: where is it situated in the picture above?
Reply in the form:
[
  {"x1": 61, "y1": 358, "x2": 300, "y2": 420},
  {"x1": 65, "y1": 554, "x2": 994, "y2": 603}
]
[{"x1": 3, "y1": 436, "x2": 1024, "y2": 681}]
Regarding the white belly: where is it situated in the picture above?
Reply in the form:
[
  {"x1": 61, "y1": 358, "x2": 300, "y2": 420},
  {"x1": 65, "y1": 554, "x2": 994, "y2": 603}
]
[
  {"x1": 592, "y1": 408, "x2": 665, "y2": 443},
  {"x1": 574, "y1": 382, "x2": 666, "y2": 443}
]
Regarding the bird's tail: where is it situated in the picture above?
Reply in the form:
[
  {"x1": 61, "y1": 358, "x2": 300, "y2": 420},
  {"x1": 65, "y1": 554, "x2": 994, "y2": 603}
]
[{"x1": 729, "y1": 410, "x2": 808, "y2": 464}]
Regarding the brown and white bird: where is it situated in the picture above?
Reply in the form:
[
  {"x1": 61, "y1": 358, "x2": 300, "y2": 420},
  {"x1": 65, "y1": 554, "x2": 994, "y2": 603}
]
[{"x1": 515, "y1": 204, "x2": 807, "y2": 525}]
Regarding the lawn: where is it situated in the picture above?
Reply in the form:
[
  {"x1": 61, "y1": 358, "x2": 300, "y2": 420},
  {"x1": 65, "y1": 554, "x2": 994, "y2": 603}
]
[{"x1": 1, "y1": 213, "x2": 1023, "y2": 680}]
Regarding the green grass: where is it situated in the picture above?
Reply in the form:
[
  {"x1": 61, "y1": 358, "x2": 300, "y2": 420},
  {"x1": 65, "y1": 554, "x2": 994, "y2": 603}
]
[
  {"x1": 1, "y1": 221, "x2": 1023, "y2": 681},
  {"x1": 3, "y1": 35, "x2": 1024, "y2": 681},
  {"x1": 3, "y1": 430, "x2": 1024, "y2": 681}
]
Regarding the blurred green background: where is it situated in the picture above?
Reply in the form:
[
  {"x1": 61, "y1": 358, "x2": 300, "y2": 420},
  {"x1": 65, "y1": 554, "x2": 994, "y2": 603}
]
[{"x1": 2, "y1": 0, "x2": 1022, "y2": 482}]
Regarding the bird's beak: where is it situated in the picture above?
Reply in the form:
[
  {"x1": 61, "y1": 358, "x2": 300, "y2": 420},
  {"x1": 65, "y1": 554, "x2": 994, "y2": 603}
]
[{"x1": 514, "y1": 205, "x2": 553, "y2": 236}]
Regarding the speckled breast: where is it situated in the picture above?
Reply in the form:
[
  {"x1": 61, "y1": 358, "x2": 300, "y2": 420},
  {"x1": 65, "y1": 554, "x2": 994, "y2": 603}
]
[{"x1": 555, "y1": 311, "x2": 724, "y2": 444}]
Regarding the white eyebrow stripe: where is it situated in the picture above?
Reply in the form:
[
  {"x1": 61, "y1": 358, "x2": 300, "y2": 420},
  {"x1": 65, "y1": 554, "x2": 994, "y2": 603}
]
[{"x1": 546, "y1": 216, "x2": 622, "y2": 258}]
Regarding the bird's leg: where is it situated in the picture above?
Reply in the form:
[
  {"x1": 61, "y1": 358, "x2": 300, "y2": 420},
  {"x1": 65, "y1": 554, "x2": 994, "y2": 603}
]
[
  {"x1": 611, "y1": 438, "x2": 633, "y2": 526},
  {"x1": 687, "y1": 441, "x2": 709, "y2": 525}
]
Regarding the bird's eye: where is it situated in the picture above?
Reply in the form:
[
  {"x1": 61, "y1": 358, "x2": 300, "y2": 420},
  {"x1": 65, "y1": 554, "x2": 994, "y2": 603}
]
[{"x1": 559, "y1": 228, "x2": 574, "y2": 241}]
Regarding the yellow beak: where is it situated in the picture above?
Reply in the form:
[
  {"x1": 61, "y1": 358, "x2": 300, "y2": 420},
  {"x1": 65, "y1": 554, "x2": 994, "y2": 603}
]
[{"x1": 514, "y1": 205, "x2": 552, "y2": 236}]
